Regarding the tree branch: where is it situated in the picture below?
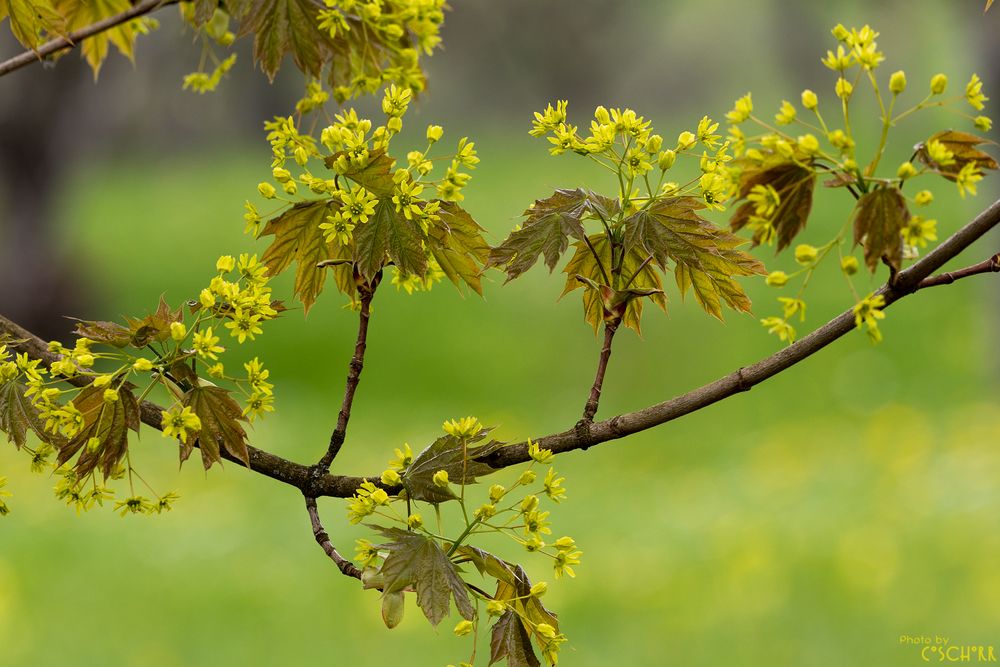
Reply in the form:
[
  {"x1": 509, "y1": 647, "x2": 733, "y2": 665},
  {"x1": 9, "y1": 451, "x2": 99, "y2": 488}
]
[
  {"x1": 581, "y1": 323, "x2": 617, "y2": 422},
  {"x1": 3, "y1": 198, "x2": 1000, "y2": 500},
  {"x1": 0, "y1": 0, "x2": 178, "y2": 79},
  {"x1": 304, "y1": 495, "x2": 362, "y2": 579},
  {"x1": 316, "y1": 275, "x2": 379, "y2": 473}
]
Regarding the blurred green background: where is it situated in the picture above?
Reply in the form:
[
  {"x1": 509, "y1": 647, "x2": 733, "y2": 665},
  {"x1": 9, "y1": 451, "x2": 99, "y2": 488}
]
[{"x1": 2, "y1": 1, "x2": 1000, "y2": 665}]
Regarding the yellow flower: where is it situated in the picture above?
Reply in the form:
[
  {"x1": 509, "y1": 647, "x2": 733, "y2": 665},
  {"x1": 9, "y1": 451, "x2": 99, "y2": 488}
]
[
  {"x1": 801, "y1": 89, "x2": 818, "y2": 110},
  {"x1": 543, "y1": 468, "x2": 566, "y2": 502},
  {"x1": 778, "y1": 297, "x2": 807, "y2": 322},
  {"x1": 956, "y1": 162, "x2": 983, "y2": 198},
  {"x1": 527, "y1": 439, "x2": 554, "y2": 464},
  {"x1": 380, "y1": 469, "x2": 401, "y2": 486},
  {"x1": 840, "y1": 256, "x2": 859, "y2": 275},
  {"x1": 925, "y1": 139, "x2": 955, "y2": 167},
  {"x1": 432, "y1": 470, "x2": 449, "y2": 487},
  {"x1": 339, "y1": 185, "x2": 378, "y2": 224},
  {"x1": 761, "y1": 316, "x2": 796, "y2": 343},
  {"x1": 224, "y1": 309, "x2": 264, "y2": 344},
  {"x1": 257, "y1": 182, "x2": 277, "y2": 199},
  {"x1": 853, "y1": 293, "x2": 886, "y2": 343},
  {"x1": 966, "y1": 74, "x2": 988, "y2": 110},
  {"x1": 453, "y1": 620, "x2": 473, "y2": 637},
  {"x1": 242, "y1": 392, "x2": 274, "y2": 421},
  {"x1": 774, "y1": 100, "x2": 796, "y2": 125},
  {"x1": 902, "y1": 216, "x2": 938, "y2": 248},
  {"x1": 914, "y1": 190, "x2": 934, "y2": 206},
  {"x1": 726, "y1": 93, "x2": 753, "y2": 124},
  {"x1": 161, "y1": 406, "x2": 202, "y2": 441},
  {"x1": 442, "y1": 416, "x2": 483, "y2": 438},
  {"x1": 426, "y1": 124, "x2": 443, "y2": 143},
  {"x1": 193, "y1": 327, "x2": 225, "y2": 360}
]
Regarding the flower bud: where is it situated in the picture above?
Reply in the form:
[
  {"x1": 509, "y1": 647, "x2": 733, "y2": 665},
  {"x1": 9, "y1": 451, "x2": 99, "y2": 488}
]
[
  {"x1": 453, "y1": 620, "x2": 474, "y2": 637},
  {"x1": 801, "y1": 89, "x2": 818, "y2": 110},
  {"x1": 658, "y1": 149, "x2": 676, "y2": 170},
  {"x1": 766, "y1": 271, "x2": 789, "y2": 287},
  {"x1": 889, "y1": 70, "x2": 907, "y2": 94},
  {"x1": 432, "y1": 470, "x2": 449, "y2": 487},
  {"x1": 930, "y1": 73, "x2": 948, "y2": 95},
  {"x1": 426, "y1": 125, "x2": 443, "y2": 143},
  {"x1": 380, "y1": 469, "x2": 401, "y2": 486},
  {"x1": 133, "y1": 358, "x2": 154, "y2": 372},
  {"x1": 271, "y1": 167, "x2": 291, "y2": 183},
  {"x1": 257, "y1": 182, "x2": 277, "y2": 199},
  {"x1": 216, "y1": 255, "x2": 235, "y2": 272},
  {"x1": 794, "y1": 245, "x2": 818, "y2": 265},
  {"x1": 897, "y1": 161, "x2": 917, "y2": 180},
  {"x1": 841, "y1": 256, "x2": 859, "y2": 275},
  {"x1": 170, "y1": 322, "x2": 187, "y2": 341}
]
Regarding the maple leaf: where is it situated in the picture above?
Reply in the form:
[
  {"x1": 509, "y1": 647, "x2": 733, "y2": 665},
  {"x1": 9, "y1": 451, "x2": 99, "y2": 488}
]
[
  {"x1": 121, "y1": 296, "x2": 184, "y2": 347},
  {"x1": 489, "y1": 611, "x2": 541, "y2": 667},
  {"x1": 1, "y1": 0, "x2": 65, "y2": 50},
  {"x1": 236, "y1": 0, "x2": 333, "y2": 80},
  {"x1": 562, "y1": 233, "x2": 666, "y2": 333},
  {"x1": 425, "y1": 201, "x2": 491, "y2": 295},
  {"x1": 624, "y1": 197, "x2": 765, "y2": 319},
  {"x1": 56, "y1": 384, "x2": 140, "y2": 478},
  {"x1": 916, "y1": 130, "x2": 999, "y2": 181},
  {"x1": 852, "y1": 186, "x2": 909, "y2": 273},
  {"x1": 489, "y1": 188, "x2": 619, "y2": 282},
  {"x1": 54, "y1": 0, "x2": 141, "y2": 77},
  {"x1": 183, "y1": 385, "x2": 250, "y2": 469},
  {"x1": 402, "y1": 430, "x2": 503, "y2": 504},
  {"x1": 729, "y1": 157, "x2": 817, "y2": 250},
  {"x1": 353, "y1": 198, "x2": 427, "y2": 282},
  {"x1": 260, "y1": 200, "x2": 337, "y2": 313},
  {"x1": 0, "y1": 379, "x2": 53, "y2": 449},
  {"x1": 373, "y1": 527, "x2": 475, "y2": 627}
]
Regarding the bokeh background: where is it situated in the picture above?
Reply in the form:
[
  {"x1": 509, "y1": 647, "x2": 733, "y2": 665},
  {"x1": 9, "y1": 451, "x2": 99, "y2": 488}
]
[{"x1": 2, "y1": 1, "x2": 1000, "y2": 665}]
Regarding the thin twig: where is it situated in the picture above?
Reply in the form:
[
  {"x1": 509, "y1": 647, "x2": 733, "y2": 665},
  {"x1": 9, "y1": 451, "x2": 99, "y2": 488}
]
[
  {"x1": 305, "y1": 496, "x2": 362, "y2": 579},
  {"x1": 0, "y1": 0, "x2": 178, "y2": 78},
  {"x1": 316, "y1": 276, "x2": 379, "y2": 472},
  {"x1": 581, "y1": 323, "x2": 618, "y2": 422},
  {"x1": 916, "y1": 252, "x2": 1000, "y2": 289}
]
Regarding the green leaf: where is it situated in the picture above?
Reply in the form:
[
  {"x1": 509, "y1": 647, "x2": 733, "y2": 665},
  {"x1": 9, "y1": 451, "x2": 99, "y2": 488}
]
[
  {"x1": 183, "y1": 386, "x2": 250, "y2": 469},
  {"x1": 489, "y1": 611, "x2": 541, "y2": 667},
  {"x1": 373, "y1": 529, "x2": 475, "y2": 626},
  {"x1": 55, "y1": 0, "x2": 139, "y2": 77},
  {"x1": 561, "y1": 233, "x2": 666, "y2": 334},
  {"x1": 2, "y1": 0, "x2": 65, "y2": 49},
  {"x1": 916, "y1": 130, "x2": 999, "y2": 181},
  {"x1": 624, "y1": 197, "x2": 765, "y2": 320},
  {"x1": 402, "y1": 430, "x2": 503, "y2": 504},
  {"x1": 0, "y1": 380, "x2": 52, "y2": 449},
  {"x1": 488, "y1": 188, "x2": 618, "y2": 282},
  {"x1": 353, "y1": 198, "x2": 427, "y2": 282},
  {"x1": 852, "y1": 186, "x2": 909, "y2": 273},
  {"x1": 260, "y1": 200, "x2": 337, "y2": 313},
  {"x1": 56, "y1": 384, "x2": 140, "y2": 478},
  {"x1": 729, "y1": 158, "x2": 817, "y2": 250},
  {"x1": 236, "y1": 0, "x2": 332, "y2": 80},
  {"x1": 323, "y1": 150, "x2": 396, "y2": 197},
  {"x1": 425, "y1": 201, "x2": 491, "y2": 295}
]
